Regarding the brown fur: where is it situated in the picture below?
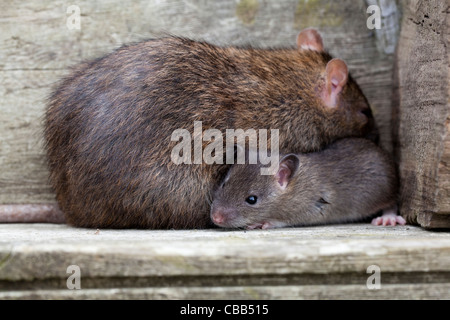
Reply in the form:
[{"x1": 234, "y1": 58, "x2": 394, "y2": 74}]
[{"x1": 45, "y1": 35, "x2": 376, "y2": 229}]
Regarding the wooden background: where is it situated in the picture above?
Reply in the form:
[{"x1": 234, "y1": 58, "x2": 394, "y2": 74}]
[{"x1": 0, "y1": 0, "x2": 400, "y2": 204}]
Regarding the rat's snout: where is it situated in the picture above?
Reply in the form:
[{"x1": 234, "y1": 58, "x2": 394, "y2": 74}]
[
  {"x1": 360, "y1": 106, "x2": 373, "y2": 120},
  {"x1": 360, "y1": 106, "x2": 375, "y2": 131},
  {"x1": 359, "y1": 106, "x2": 379, "y2": 142},
  {"x1": 210, "y1": 206, "x2": 239, "y2": 227}
]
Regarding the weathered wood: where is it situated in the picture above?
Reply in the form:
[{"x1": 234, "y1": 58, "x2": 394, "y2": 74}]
[
  {"x1": 393, "y1": 0, "x2": 450, "y2": 228},
  {"x1": 2, "y1": 283, "x2": 450, "y2": 300},
  {"x1": 0, "y1": 224, "x2": 449, "y2": 299},
  {"x1": 0, "y1": 70, "x2": 63, "y2": 204},
  {"x1": 0, "y1": 0, "x2": 398, "y2": 204}
]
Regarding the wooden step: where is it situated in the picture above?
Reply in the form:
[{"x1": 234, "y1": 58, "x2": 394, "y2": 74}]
[{"x1": 0, "y1": 223, "x2": 449, "y2": 299}]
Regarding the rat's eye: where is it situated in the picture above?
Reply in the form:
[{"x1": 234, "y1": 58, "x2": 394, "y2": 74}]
[{"x1": 245, "y1": 195, "x2": 258, "y2": 205}]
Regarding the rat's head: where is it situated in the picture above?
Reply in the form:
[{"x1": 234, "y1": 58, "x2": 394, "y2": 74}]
[
  {"x1": 296, "y1": 28, "x2": 377, "y2": 141},
  {"x1": 211, "y1": 153, "x2": 300, "y2": 229}
]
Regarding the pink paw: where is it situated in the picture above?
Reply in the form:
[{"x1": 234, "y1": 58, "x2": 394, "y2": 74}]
[
  {"x1": 246, "y1": 221, "x2": 283, "y2": 230},
  {"x1": 247, "y1": 222, "x2": 272, "y2": 230},
  {"x1": 371, "y1": 213, "x2": 406, "y2": 226},
  {"x1": 247, "y1": 223, "x2": 264, "y2": 230}
]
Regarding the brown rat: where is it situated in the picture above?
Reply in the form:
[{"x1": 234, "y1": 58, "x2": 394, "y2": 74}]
[
  {"x1": 211, "y1": 138, "x2": 405, "y2": 229},
  {"x1": 39, "y1": 28, "x2": 376, "y2": 229}
]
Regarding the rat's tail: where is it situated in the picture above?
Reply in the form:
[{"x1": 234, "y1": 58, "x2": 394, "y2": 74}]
[{"x1": 0, "y1": 204, "x2": 65, "y2": 224}]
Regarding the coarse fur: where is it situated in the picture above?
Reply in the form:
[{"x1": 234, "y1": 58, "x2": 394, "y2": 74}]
[
  {"x1": 211, "y1": 138, "x2": 397, "y2": 229},
  {"x1": 45, "y1": 34, "x2": 376, "y2": 229}
]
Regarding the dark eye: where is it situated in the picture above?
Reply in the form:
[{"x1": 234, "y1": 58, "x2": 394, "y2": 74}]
[{"x1": 245, "y1": 195, "x2": 258, "y2": 205}]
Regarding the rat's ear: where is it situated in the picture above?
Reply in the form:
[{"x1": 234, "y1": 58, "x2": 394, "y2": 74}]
[
  {"x1": 275, "y1": 154, "x2": 300, "y2": 190},
  {"x1": 321, "y1": 58, "x2": 348, "y2": 108},
  {"x1": 296, "y1": 28, "x2": 324, "y2": 52}
]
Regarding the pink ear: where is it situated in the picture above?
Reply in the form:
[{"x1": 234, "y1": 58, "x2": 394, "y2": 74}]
[
  {"x1": 275, "y1": 155, "x2": 299, "y2": 190},
  {"x1": 321, "y1": 58, "x2": 348, "y2": 108},
  {"x1": 296, "y1": 28, "x2": 324, "y2": 52}
]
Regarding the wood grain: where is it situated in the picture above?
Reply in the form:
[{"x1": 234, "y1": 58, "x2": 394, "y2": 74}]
[
  {"x1": 0, "y1": 224, "x2": 449, "y2": 299},
  {"x1": 393, "y1": 0, "x2": 450, "y2": 228}
]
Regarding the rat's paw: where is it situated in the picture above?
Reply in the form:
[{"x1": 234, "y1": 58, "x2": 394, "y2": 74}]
[
  {"x1": 246, "y1": 221, "x2": 285, "y2": 230},
  {"x1": 246, "y1": 223, "x2": 264, "y2": 230},
  {"x1": 371, "y1": 213, "x2": 406, "y2": 226}
]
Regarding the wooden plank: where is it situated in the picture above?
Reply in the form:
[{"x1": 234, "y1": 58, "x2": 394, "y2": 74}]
[
  {"x1": 393, "y1": 0, "x2": 450, "y2": 227},
  {"x1": 0, "y1": 0, "x2": 399, "y2": 204},
  {"x1": 1, "y1": 224, "x2": 450, "y2": 279},
  {"x1": 2, "y1": 283, "x2": 450, "y2": 300},
  {"x1": 0, "y1": 224, "x2": 449, "y2": 299},
  {"x1": 0, "y1": 70, "x2": 63, "y2": 204}
]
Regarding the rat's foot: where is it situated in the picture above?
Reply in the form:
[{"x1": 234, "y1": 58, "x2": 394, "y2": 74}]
[
  {"x1": 371, "y1": 207, "x2": 406, "y2": 226},
  {"x1": 246, "y1": 222, "x2": 272, "y2": 230},
  {"x1": 246, "y1": 221, "x2": 287, "y2": 230},
  {"x1": 246, "y1": 223, "x2": 264, "y2": 230}
]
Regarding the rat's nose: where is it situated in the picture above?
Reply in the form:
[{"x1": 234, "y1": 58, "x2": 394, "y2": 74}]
[
  {"x1": 211, "y1": 206, "x2": 238, "y2": 226},
  {"x1": 212, "y1": 212, "x2": 226, "y2": 225}
]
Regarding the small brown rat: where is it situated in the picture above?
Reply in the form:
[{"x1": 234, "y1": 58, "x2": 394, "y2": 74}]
[
  {"x1": 211, "y1": 138, "x2": 405, "y2": 229},
  {"x1": 39, "y1": 28, "x2": 376, "y2": 229}
]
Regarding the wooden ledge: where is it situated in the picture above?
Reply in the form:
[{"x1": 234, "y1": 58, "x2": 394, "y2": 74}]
[{"x1": 0, "y1": 223, "x2": 449, "y2": 299}]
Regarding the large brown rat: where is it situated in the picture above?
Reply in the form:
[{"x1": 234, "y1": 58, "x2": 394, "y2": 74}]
[
  {"x1": 39, "y1": 28, "x2": 376, "y2": 229},
  {"x1": 211, "y1": 138, "x2": 405, "y2": 229}
]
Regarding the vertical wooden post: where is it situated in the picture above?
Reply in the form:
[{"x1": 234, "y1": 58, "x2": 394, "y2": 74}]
[{"x1": 393, "y1": 0, "x2": 450, "y2": 228}]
